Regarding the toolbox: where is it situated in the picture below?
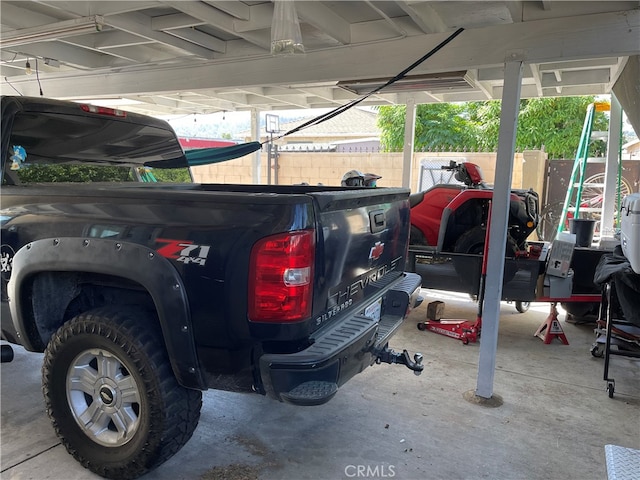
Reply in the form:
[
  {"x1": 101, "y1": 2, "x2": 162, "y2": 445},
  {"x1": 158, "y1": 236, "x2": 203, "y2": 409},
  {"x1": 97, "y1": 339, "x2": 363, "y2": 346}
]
[{"x1": 620, "y1": 193, "x2": 640, "y2": 274}]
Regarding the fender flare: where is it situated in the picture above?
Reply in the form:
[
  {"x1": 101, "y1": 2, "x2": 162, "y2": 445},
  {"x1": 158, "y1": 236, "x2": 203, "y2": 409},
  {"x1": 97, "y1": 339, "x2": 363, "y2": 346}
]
[{"x1": 7, "y1": 237, "x2": 206, "y2": 390}]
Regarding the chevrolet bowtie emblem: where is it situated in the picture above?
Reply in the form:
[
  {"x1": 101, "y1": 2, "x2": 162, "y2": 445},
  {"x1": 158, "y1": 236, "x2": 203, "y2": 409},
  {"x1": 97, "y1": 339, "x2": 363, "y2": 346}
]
[{"x1": 369, "y1": 242, "x2": 384, "y2": 260}]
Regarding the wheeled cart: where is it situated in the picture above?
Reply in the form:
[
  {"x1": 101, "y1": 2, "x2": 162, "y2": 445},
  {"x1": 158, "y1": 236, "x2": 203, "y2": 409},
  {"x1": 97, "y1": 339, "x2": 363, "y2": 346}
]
[{"x1": 591, "y1": 281, "x2": 640, "y2": 398}]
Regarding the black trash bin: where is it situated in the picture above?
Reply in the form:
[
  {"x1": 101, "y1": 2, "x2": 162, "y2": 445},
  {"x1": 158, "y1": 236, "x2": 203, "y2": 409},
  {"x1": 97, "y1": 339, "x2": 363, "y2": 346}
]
[{"x1": 569, "y1": 218, "x2": 596, "y2": 247}]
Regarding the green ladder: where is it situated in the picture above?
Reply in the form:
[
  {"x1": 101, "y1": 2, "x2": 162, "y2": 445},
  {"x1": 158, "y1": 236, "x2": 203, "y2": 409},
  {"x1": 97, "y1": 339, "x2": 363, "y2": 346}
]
[{"x1": 556, "y1": 101, "x2": 612, "y2": 238}]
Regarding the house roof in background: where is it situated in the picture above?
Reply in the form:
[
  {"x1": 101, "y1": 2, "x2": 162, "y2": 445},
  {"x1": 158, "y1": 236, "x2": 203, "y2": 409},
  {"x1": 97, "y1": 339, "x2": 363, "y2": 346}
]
[
  {"x1": 277, "y1": 108, "x2": 380, "y2": 139},
  {"x1": 240, "y1": 108, "x2": 380, "y2": 140}
]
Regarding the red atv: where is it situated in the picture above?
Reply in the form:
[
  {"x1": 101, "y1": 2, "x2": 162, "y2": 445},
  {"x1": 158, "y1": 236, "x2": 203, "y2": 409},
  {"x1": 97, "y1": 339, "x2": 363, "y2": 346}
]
[{"x1": 409, "y1": 161, "x2": 539, "y2": 256}]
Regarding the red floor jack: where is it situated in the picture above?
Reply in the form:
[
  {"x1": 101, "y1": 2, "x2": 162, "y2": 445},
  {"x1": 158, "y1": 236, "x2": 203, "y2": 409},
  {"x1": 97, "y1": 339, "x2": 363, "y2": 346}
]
[
  {"x1": 417, "y1": 208, "x2": 494, "y2": 344},
  {"x1": 417, "y1": 304, "x2": 480, "y2": 344}
]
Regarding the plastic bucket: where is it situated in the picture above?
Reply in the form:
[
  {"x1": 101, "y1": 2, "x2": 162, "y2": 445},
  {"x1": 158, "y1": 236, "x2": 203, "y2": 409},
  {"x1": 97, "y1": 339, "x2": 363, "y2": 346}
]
[{"x1": 569, "y1": 218, "x2": 596, "y2": 247}]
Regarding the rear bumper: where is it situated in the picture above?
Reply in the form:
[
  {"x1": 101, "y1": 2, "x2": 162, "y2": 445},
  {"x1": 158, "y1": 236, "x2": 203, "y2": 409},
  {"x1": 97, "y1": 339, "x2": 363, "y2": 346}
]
[{"x1": 258, "y1": 272, "x2": 422, "y2": 405}]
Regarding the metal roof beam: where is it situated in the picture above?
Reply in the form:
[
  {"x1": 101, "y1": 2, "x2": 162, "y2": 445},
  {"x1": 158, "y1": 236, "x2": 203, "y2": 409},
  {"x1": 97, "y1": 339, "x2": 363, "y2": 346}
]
[
  {"x1": 3, "y1": 41, "x2": 114, "y2": 69},
  {"x1": 104, "y1": 12, "x2": 217, "y2": 59},
  {"x1": 35, "y1": 1, "x2": 158, "y2": 17},
  {"x1": 541, "y1": 68, "x2": 611, "y2": 88},
  {"x1": 151, "y1": 13, "x2": 205, "y2": 30},
  {"x1": 397, "y1": 1, "x2": 448, "y2": 33},
  {"x1": 163, "y1": 1, "x2": 271, "y2": 50},
  {"x1": 9, "y1": 10, "x2": 639, "y2": 101},
  {"x1": 295, "y1": 2, "x2": 351, "y2": 45},
  {"x1": 0, "y1": 2, "x2": 61, "y2": 29},
  {"x1": 166, "y1": 28, "x2": 226, "y2": 53},
  {"x1": 231, "y1": 3, "x2": 273, "y2": 32},
  {"x1": 204, "y1": 1, "x2": 251, "y2": 21}
]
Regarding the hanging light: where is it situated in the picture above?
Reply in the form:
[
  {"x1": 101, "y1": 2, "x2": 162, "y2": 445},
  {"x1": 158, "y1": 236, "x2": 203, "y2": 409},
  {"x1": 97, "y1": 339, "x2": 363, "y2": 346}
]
[
  {"x1": 25, "y1": 60, "x2": 32, "y2": 75},
  {"x1": 0, "y1": 16, "x2": 104, "y2": 48}
]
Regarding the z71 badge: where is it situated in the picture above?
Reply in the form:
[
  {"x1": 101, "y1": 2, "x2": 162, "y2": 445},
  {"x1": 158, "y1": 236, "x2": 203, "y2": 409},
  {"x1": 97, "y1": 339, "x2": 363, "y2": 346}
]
[{"x1": 155, "y1": 239, "x2": 211, "y2": 266}]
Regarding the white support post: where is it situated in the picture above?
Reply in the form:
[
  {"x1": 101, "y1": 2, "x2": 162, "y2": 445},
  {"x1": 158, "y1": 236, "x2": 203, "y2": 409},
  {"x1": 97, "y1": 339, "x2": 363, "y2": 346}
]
[
  {"x1": 402, "y1": 98, "x2": 417, "y2": 189},
  {"x1": 600, "y1": 94, "x2": 622, "y2": 239},
  {"x1": 251, "y1": 109, "x2": 261, "y2": 184},
  {"x1": 475, "y1": 60, "x2": 523, "y2": 399}
]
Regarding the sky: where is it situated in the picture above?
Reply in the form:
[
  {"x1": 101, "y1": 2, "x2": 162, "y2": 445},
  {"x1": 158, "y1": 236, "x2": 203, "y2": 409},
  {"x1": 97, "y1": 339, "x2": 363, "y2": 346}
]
[{"x1": 162, "y1": 109, "x2": 332, "y2": 140}]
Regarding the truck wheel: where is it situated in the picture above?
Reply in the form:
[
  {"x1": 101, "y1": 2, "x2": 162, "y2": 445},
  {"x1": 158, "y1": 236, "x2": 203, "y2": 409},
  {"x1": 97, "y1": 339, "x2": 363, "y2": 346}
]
[{"x1": 42, "y1": 306, "x2": 202, "y2": 480}]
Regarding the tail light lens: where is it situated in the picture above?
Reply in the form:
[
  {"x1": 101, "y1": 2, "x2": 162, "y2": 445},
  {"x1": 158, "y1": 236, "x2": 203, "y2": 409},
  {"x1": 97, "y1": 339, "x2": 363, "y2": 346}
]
[
  {"x1": 248, "y1": 230, "x2": 315, "y2": 322},
  {"x1": 80, "y1": 103, "x2": 127, "y2": 117}
]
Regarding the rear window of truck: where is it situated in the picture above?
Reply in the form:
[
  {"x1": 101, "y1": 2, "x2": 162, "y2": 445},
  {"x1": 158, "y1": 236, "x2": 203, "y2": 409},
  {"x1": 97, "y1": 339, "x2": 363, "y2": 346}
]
[{"x1": 4, "y1": 111, "x2": 190, "y2": 184}]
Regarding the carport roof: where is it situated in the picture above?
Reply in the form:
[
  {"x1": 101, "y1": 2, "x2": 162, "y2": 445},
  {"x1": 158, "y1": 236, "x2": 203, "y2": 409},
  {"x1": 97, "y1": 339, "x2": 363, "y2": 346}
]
[{"x1": 1, "y1": 1, "x2": 639, "y2": 134}]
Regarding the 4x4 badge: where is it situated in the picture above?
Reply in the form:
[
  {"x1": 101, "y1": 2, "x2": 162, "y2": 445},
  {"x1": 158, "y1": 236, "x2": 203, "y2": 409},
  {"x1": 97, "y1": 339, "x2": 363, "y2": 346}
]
[{"x1": 155, "y1": 239, "x2": 210, "y2": 266}]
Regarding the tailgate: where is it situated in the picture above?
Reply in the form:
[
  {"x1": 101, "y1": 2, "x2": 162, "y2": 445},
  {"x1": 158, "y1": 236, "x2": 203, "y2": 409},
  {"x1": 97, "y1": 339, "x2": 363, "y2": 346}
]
[
  {"x1": 257, "y1": 186, "x2": 423, "y2": 404},
  {"x1": 309, "y1": 187, "x2": 411, "y2": 330}
]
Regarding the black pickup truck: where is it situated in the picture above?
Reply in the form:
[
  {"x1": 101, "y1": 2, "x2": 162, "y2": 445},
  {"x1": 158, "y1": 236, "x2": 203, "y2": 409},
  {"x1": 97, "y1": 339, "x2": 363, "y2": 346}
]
[{"x1": 0, "y1": 96, "x2": 424, "y2": 479}]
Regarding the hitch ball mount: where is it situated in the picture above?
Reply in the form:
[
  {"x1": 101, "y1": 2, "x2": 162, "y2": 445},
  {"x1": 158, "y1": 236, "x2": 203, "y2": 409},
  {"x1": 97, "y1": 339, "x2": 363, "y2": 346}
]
[{"x1": 376, "y1": 347, "x2": 424, "y2": 376}]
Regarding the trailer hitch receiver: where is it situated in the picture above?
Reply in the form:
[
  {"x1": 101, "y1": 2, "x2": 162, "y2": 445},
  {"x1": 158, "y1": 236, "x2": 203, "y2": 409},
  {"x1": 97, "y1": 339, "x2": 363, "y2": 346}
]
[{"x1": 376, "y1": 347, "x2": 424, "y2": 375}]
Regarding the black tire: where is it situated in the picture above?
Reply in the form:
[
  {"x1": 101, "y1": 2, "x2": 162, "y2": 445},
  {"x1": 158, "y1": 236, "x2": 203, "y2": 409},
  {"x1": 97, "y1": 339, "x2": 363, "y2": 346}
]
[
  {"x1": 454, "y1": 225, "x2": 518, "y2": 257},
  {"x1": 515, "y1": 301, "x2": 530, "y2": 313},
  {"x1": 410, "y1": 225, "x2": 428, "y2": 246},
  {"x1": 42, "y1": 306, "x2": 202, "y2": 480},
  {"x1": 590, "y1": 344, "x2": 604, "y2": 358},
  {"x1": 452, "y1": 226, "x2": 518, "y2": 286},
  {"x1": 453, "y1": 226, "x2": 486, "y2": 256},
  {"x1": 561, "y1": 302, "x2": 599, "y2": 320}
]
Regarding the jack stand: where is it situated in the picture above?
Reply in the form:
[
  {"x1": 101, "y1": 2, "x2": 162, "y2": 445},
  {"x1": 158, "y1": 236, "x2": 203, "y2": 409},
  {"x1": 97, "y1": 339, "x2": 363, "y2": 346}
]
[{"x1": 534, "y1": 302, "x2": 569, "y2": 345}]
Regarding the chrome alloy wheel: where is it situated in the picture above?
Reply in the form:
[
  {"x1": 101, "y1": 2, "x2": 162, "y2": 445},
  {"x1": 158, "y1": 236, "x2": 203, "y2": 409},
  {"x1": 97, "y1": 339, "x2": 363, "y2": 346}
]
[{"x1": 66, "y1": 348, "x2": 141, "y2": 447}]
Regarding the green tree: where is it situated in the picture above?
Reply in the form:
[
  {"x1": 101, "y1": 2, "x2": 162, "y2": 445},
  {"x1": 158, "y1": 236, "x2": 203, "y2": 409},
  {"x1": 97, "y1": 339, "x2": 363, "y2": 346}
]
[
  {"x1": 16, "y1": 164, "x2": 133, "y2": 183},
  {"x1": 377, "y1": 96, "x2": 609, "y2": 158},
  {"x1": 16, "y1": 164, "x2": 191, "y2": 183},
  {"x1": 151, "y1": 168, "x2": 191, "y2": 182},
  {"x1": 377, "y1": 103, "x2": 479, "y2": 152},
  {"x1": 470, "y1": 96, "x2": 608, "y2": 158}
]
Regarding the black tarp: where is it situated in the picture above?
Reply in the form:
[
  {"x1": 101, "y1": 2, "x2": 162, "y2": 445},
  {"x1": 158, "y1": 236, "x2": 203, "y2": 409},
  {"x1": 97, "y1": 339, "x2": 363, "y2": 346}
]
[{"x1": 594, "y1": 245, "x2": 640, "y2": 327}]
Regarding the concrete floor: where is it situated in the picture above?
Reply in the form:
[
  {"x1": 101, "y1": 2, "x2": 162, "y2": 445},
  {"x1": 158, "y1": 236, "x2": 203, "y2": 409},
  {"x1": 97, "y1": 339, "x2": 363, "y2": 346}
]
[{"x1": 2, "y1": 290, "x2": 639, "y2": 480}]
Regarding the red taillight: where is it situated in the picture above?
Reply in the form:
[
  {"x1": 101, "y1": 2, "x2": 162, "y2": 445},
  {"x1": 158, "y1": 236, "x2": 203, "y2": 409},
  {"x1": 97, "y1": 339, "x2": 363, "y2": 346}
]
[
  {"x1": 248, "y1": 230, "x2": 315, "y2": 322},
  {"x1": 80, "y1": 104, "x2": 127, "y2": 117}
]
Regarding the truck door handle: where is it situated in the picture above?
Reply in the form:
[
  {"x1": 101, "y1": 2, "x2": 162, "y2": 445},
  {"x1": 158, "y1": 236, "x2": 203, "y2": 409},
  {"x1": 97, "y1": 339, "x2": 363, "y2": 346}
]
[{"x1": 369, "y1": 210, "x2": 386, "y2": 233}]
